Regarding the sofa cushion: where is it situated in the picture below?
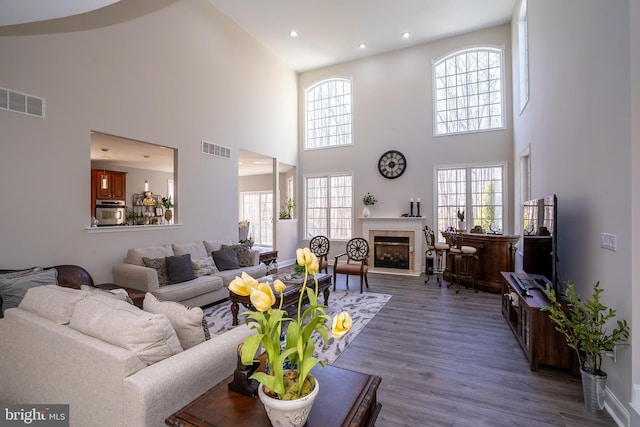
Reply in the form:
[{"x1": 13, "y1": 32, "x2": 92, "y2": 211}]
[
  {"x1": 203, "y1": 239, "x2": 227, "y2": 255},
  {"x1": 142, "y1": 257, "x2": 169, "y2": 286},
  {"x1": 165, "y1": 254, "x2": 196, "y2": 284},
  {"x1": 143, "y1": 293, "x2": 210, "y2": 350},
  {"x1": 125, "y1": 245, "x2": 173, "y2": 266},
  {"x1": 151, "y1": 274, "x2": 224, "y2": 303},
  {"x1": 19, "y1": 285, "x2": 87, "y2": 325},
  {"x1": 222, "y1": 244, "x2": 252, "y2": 267},
  {"x1": 80, "y1": 284, "x2": 134, "y2": 305},
  {"x1": 0, "y1": 268, "x2": 58, "y2": 315},
  {"x1": 172, "y1": 242, "x2": 208, "y2": 259},
  {"x1": 192, "y1": 257, "x2": 218, "y2": 276},
  {"x1": 212, "y1": 249, "x2": 240, "y2": 271},
  {"x1": 70, "y1": 294, "x2": 183, "y2": 365},
  {"x1": 213, "y1": 263, "x2": 268, "y2": 286}
]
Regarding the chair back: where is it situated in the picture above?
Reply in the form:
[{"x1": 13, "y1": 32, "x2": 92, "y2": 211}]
[
  {"x1": 309, "y1": 235, "x2": 330, "y2": 258},
  {"x1": 345, "y1": 237, "x2": 369, "y2": 263},
  {"x1": 423, "y1": 226, "x2": 436, "y2": 247}
]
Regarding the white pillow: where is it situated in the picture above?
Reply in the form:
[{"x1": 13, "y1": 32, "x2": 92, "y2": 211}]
[
  {"x1": 19, "y1": 285, "x2": 87, "y2": 325},
  {"x1": 143, "y1": 293, "x2": 210, "y2": 350},
  {"x1": 70, "y1": 294, "x2": 183, "y2": 365}
]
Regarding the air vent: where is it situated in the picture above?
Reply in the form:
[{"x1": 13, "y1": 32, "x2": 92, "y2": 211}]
[
  {"x1": 201, "y1": 140, "x2": 231, "y2": 159},
  {"x1": 0, "y1": 87, "x2": 45, "y2": 118}
]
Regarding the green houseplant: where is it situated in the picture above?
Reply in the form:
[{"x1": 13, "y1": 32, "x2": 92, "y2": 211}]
[
  {"x1": 279, "y1": 198, "x2": 295, "y2": 220},
  {"x1": 542, "y1": 281, "x2": 629, "y2": 413}
]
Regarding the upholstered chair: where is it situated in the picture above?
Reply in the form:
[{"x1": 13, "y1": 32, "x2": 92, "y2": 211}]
[{"x1": 333, "y1": 237, "x2": 369, "y2": 293}]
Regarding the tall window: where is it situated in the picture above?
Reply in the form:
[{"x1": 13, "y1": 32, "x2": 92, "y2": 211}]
[
  {"x1": 305, "y1": 78, "x2": 353, "y2": 149},
  {"x1": 435, "y1": 165, "x2": 504, "y2": 238},
  {"x1": 305, "y1": 174, "x2": 352, "y2": 240},
  {"x1": 433, "y1": 47, "x2": 504, "y2": 135},
  {"x1": 518, "y1": 0, "x2": 529, "y2": 112},
  {"x1": 241, "y1": 192, "x2": 273, "y2": 246}
]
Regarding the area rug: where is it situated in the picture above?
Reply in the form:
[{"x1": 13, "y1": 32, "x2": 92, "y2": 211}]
[{"x1": 203, "y1": 291, "x2": 391, "y2": 365}]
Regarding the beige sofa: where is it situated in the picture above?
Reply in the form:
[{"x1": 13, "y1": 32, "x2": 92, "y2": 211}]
[
  {"x1": 112, "y1": 240, "x2": 267, "y2": 307},
  {"x1": 0, "y1": 285, "x2": 253, "y2": 427}
]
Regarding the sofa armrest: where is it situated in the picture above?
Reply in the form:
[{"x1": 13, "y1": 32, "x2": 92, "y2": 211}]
[
  {"x1": 249, "y1": 249, "x2": 260, "y2": 266},
  {"x1": 122, "y1": 324, "x2": 253, "y2": 427},
  {"x1": 112, "y1": 263, "x2": 159, "y2": 292}
]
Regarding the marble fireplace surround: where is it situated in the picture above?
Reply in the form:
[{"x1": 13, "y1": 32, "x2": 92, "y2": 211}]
[{"x1": 361, "y1": 217, "x2": 426, "y2": 276}]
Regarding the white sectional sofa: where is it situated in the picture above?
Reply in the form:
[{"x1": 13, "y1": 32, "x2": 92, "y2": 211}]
[
  {"x1": 112, "y1": 240, "x2": 267, "y2": 307},
  {"x1": 0, "y1": 284, "x2": 253, "y2": 427}
]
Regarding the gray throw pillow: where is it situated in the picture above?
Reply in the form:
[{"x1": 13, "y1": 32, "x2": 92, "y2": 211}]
[
  {"x1": 212, "y1": 249, "x2": 240, "y2": 271},
  {"x1": 0, "y1": 268, "x2": 58, "y2": 315},
  {"x1": 222, "y1": 244, "x2": 252, "y2": 267},
  {"x1": 192, "y1": 256, "x2": 218, "y2": 276},
  {"x1": 142, "y1": 257, "x2": 169, "y2": 287},
  {"x1": 165, "y1": 254, "x2": 196, "y2": 284}
]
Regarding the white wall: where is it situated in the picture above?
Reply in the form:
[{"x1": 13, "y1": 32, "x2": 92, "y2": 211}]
[
  {"x1": 512, "y1": 0, "x2": 634, "y2": 422},
  {"x1": 298, "y1": 24, "x2": 514, "y2": 261},
  {"x1": 0, "y1": 0, "x2": 297, "y2": 283}
]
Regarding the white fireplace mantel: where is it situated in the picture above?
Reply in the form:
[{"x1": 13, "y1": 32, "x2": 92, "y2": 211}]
[{"x1": 361, "y1": 217, "x2": 426, "y2": 276}]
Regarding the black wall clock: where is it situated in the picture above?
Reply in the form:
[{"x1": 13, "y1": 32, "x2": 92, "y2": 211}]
[{"x1": 378, "y1": 150, "x2": 407, "y2": 179}]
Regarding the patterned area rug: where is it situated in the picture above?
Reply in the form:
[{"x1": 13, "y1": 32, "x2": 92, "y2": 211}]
[{"x1": 203, "y1": 290, "x2": 391, "y2": 365}]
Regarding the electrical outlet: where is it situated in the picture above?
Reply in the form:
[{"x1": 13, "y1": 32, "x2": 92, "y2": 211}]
[{"x1": 600, "y1": 233, "x2": 617, "y2": 251}]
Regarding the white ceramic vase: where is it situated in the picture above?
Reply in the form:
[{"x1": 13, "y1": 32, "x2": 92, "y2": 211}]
[
  {"x1": 362, "y1": 206, "x2": 371, "y2": 218},
  {"x1": 458, "y1": 220, "x2": 466, "y2": 231},
  {"x1": 258, "y1": 377, "x2": 319, "y2": 427}
]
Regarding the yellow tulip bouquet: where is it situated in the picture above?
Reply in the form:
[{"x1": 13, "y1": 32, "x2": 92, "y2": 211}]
[{"x1": 229, "y1": 247, "x2": 352, "y2": 400}]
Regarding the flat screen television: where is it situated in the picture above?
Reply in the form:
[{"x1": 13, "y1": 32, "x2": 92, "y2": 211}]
[{"x1": 520, "y1": 194, "x2": 558, "y2": 295}]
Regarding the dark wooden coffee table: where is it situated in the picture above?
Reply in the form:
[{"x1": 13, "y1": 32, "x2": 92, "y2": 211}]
[
  {"x1": 165, "y1": 362, "x2": 382, "y2": 426},
  {"x1": 229, "y1": 272, "x2": 332, "y2": 326}
]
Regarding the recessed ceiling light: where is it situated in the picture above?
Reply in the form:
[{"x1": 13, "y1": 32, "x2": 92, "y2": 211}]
[
  {"x1": 289, "y1": 30, "x2": 298, "y2": 38},
  {"x1": 358, "y1": 43, "x2": 367, "y2": 49},
  {"x1": 402, "y1": 32, "x2": 411, "y2": 39}
]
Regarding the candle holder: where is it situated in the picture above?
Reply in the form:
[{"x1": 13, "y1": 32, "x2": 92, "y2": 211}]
[
  {"x1": 409, "y1": 201, "x2": 414, "y2": 217},
  {"x1": 416, "y1": 201, "x2": 421, "y2": 217}
]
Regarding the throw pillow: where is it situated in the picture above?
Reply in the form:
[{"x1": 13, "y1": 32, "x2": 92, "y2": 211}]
[
  {"x1": 211, "y1": 249, "x2": 240, "y2": 271},
  {"x1": 19, "y1": 285, "x2": 87, "y2": 325},
  {"x1": 70, "y1": 294, "x2": 183, "y2": 365},
  {"x1": 222, "y1": 244, "x2": 252, "y2": 267},
  {"x1": 0, "y1": 268, "x2": 58, "y2": 316},
  {"x1": 165, "y1": 254, "x2": 196, "y2": 284},
  {"x1": 192, "y1": 256, "x2": 218, "y2": 277},
  {"x1": 142, "y1": 257, "x2": 169, "y2": 287},
  {"x1": 143, "y1": 293, "x2": 210, "y2": 350}
]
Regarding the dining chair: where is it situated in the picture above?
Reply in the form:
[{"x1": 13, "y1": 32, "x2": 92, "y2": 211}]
[
  {"x1": 309, "y1": 235, "x2": 330, "y2": 274},
  {"x1": 333, "y1": 237, "x2": 369, "y2": 293}
]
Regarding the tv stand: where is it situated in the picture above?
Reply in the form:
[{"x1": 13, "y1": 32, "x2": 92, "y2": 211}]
[{"x1": 501, "y1": 272, "x2": 577, "y2": 376}]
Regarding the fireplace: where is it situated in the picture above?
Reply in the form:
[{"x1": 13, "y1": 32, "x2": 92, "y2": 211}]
[
  {"x1": 374, "y1": 236, "x2": 410, "y2": 269},
  {"x1": 361, "y1": 217, "x2": 426, "y2": 276}
]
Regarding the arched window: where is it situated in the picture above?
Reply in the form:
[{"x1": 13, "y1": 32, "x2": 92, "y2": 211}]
[
  {"x1": 433, "y1": 47, "x2": 504, "y2": 136},
  {"x1": 305, "y1": 78, "x2": 352, "y2": 149}
]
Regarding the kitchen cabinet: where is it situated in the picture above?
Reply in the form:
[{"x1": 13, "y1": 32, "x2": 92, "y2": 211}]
[
  {"x1": 92, "y1": 169, "x2": 127, "y2": 200},
  {"x1": 91, "y1": 169, "x2": 127, "y2": 215}
]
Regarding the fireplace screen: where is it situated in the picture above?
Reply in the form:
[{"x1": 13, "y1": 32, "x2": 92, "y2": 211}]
[{"x1": 374, "y1": 236, "x2": 410, "y2": 269}]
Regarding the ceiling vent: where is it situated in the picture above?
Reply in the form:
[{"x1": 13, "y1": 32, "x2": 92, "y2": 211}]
[
  {"x1": 0, "y1": 87, "x2": 45, "y2": 118},
  {"x1": 201, "y1": 140, "x2": 231, "y2": 159}
]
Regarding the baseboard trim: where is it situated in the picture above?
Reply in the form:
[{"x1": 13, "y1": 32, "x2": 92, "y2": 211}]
[{"x1": 605, "y1": 386, "x2": 630, "y2": 427}]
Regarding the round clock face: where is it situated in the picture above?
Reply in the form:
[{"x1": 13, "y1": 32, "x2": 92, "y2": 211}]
[{"x1": 378, "y1": 150, "x2": 407, "y2": 179}]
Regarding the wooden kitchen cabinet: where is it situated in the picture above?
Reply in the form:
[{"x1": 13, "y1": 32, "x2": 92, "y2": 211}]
[{"x1": 91, "y1": 169, "x2": 127, "y2": 214}]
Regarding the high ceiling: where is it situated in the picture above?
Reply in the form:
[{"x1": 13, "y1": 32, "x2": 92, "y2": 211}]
[{"x1": 208, "y1": 0, "x2": 515, "y2": 72}]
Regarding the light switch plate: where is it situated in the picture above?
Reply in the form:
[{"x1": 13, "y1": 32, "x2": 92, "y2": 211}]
[{"x1": 600, "y1": 233, "x2": 617, "y2": 251}]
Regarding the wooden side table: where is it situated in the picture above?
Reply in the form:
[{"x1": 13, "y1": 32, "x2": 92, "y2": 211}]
[
  {"x1": 96, "y1": 283, "x2": 146, "y2": 308},
  {"x1": 165, "y1": 362, "x2": 381, "y2": 426}
]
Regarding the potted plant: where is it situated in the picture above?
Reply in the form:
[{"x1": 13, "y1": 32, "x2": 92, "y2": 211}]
[
  {"x1": 542, "y1": 281, "x2": 629, "y2": 414},
  {"x1": 362, "y1": 192, "x2": 377, "y2": 218},
  {"x1": 161, "y1": 196, "x2": 173, "y2": 223},
  {"x1": 279, "y1": 198, "x2": 295, "y2": 220},
  {"x1": 229, "y1": 248, "x2": 352, "y2": 426},
  {"x1": 457, "y1": 209, "x2": 466, "y2": 231}
]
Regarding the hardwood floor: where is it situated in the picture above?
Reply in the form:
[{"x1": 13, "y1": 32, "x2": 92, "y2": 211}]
[{"x1": 329, "y1": 271, "x2": 618, "y2": 427}]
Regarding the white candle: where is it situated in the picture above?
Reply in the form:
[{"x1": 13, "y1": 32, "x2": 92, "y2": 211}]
[
  {"x1": 410, "y1": 198, "x2": 414, "y2": 202},
  {"x1": 417, "y1": 198, "x2": 421, "y2": 203}
]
